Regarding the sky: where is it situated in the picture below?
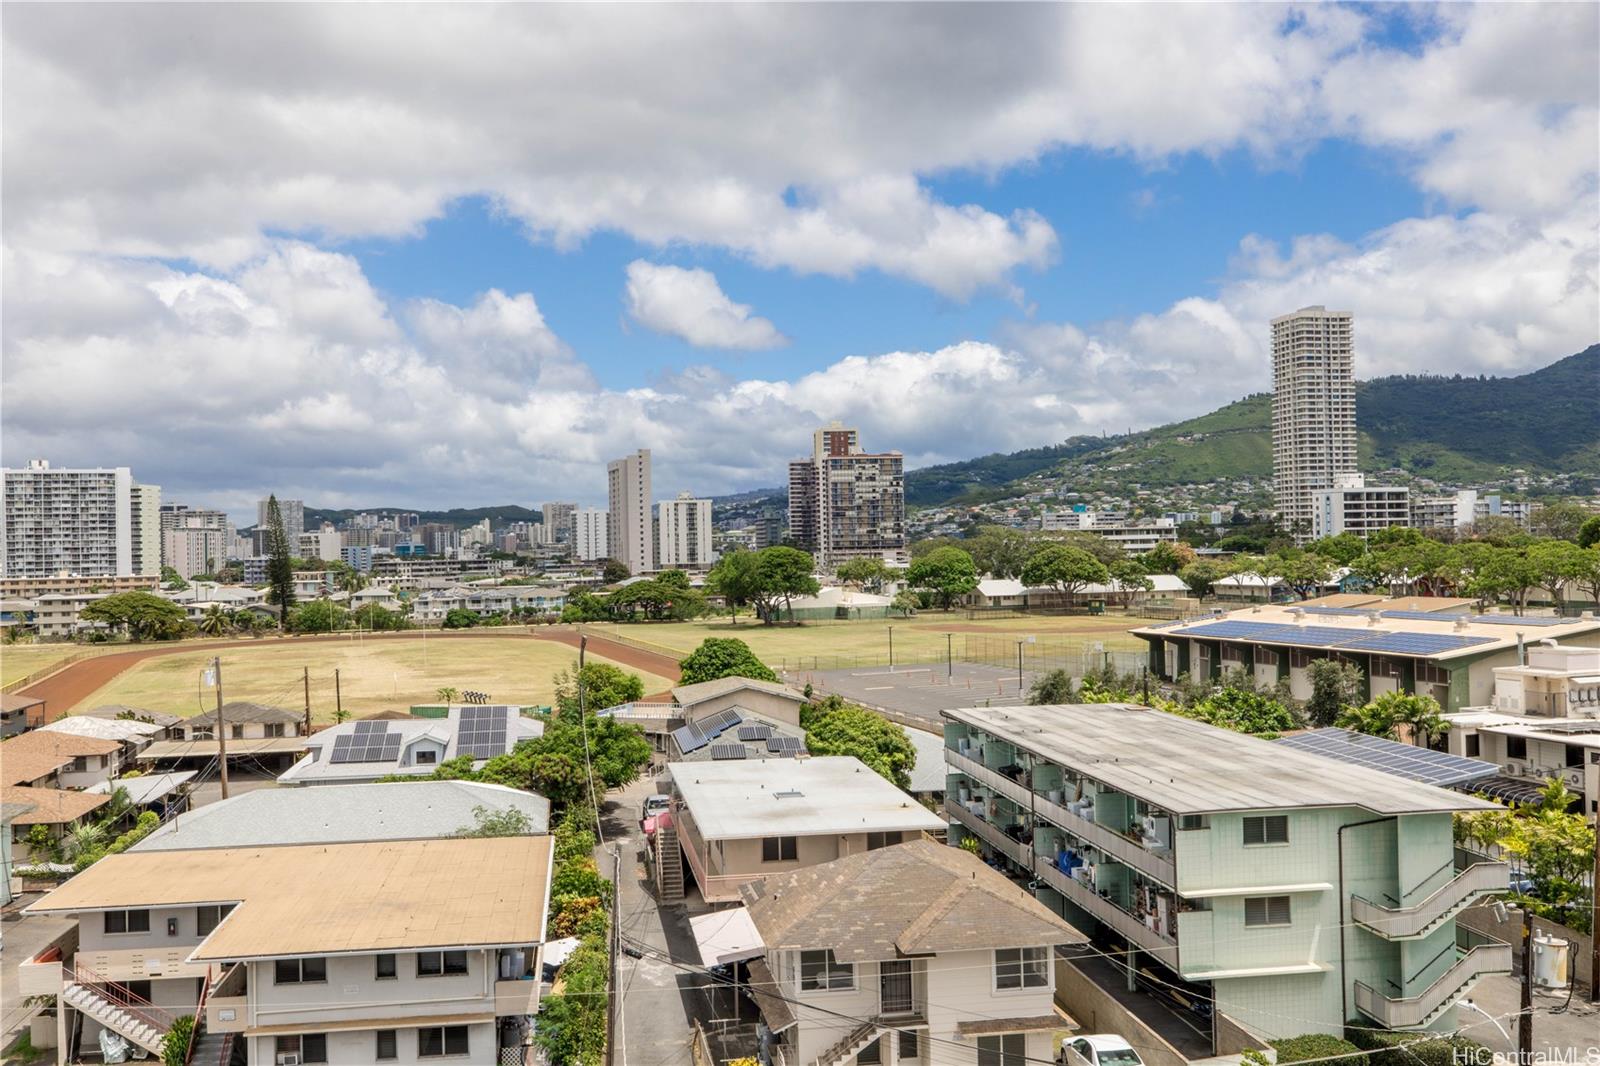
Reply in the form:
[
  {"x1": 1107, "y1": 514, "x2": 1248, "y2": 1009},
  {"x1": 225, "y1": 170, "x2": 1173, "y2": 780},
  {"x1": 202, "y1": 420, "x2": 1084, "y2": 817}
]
[{"x1": 3, "y1": 3, "x2": 1596, "y2": 519}]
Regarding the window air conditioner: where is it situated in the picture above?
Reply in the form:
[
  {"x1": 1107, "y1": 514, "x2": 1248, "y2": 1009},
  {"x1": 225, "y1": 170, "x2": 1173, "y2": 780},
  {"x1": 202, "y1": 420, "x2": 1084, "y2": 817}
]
[
  {"x1": 278, "y1": 1056, "x2": 301, "y2": 1066},
  {"x1": 1505, "y1": 764, "x2": 1518, "y2": 773}
]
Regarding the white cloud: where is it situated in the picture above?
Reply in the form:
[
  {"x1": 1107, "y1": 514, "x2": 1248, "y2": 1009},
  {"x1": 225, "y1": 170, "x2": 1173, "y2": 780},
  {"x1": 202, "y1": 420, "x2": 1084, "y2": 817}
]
[{"x1": 623, "y1": 261, "x2": 786, "y2": 350}]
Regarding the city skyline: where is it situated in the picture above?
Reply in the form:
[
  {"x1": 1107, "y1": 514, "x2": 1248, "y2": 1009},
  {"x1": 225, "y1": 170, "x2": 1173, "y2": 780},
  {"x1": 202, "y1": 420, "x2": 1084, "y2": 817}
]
[{"x1": 2, "y1": 4, "x2": 1594, "y2": 513}]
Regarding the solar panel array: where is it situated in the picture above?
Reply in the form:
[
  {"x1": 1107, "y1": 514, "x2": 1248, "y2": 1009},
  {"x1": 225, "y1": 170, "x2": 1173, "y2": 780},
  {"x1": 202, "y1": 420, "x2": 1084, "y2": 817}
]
[
  {"x1": 1527, "y1": 720, "x2": 1600, "y2": 735},
  {"x1": 671, "y1": 709, "x2": 744, "y2": 755},
  {"x1": 1176, "y1": 619, "x2": 1495, "y2": 656},
  {"x1": 1376, "y1": 609, "x2": 1468, "y2": 622},
  {"x1": 738, "y1": 724, "x2": 773, "y2": 742},
  {"x1": 329, "y1": 720, "x2": 403, "y2": 764},
  {"x1": 767, "y1": 735, "x2": 805, "y2": 754},
  {"x1": 457, "y1": 705, "x2": 510, "y2": 759},
  {"x1": 710, "y1": 744, "x2": 748, "y2": 760},
  {"x1": 1461, "y1": 613, "x2": 1570, "y2": 627},
  {"x1": 1299, "y1": 606, "x2": 1372, "y2": 617},
  {"x1": 1274, "y1": 728, "x2": 1498, "y2": 787}
]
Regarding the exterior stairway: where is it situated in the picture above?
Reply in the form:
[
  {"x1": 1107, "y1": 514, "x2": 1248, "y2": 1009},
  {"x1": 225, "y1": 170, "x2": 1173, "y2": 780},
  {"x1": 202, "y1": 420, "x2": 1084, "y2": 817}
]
[
  {"x1": 189, "y1": 1029, "x2": 234, "y2": 1066},
  {"x1": 810, "y1": 1020, "x2": 882, "y2": 1066},
  {"x1": 62, "y1": 978, "x2": 172, "y2": 1055},
  {"x1": 656, "y1": 822, "x2": 685, "y2": 902},
  {"x1": 1351, "y1": 862, "x2": 1509, "y2": 941},
  {"x1": 1353, "y1": 943, "x2": 1514, "y2": 1029}
]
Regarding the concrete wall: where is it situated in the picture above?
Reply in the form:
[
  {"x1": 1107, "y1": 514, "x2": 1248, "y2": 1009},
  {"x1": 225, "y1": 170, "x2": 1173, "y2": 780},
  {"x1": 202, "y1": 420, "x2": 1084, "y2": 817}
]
[
  {"x1": 248, "y1": 951, "x2": 497, "y2": 1028},
  {"x1": 247, "y1": 1021, "x2": 499, "y2": 1066},
  {"x1": 1053, "y1": 959, "x2": 1187, "y2": 1066}
]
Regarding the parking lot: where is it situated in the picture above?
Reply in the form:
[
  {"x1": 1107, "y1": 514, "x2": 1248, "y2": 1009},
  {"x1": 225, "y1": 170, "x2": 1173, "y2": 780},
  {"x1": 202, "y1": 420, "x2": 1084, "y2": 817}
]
[{"x1": 784, "y1": 661, "x2": 1043, "y2": 724}]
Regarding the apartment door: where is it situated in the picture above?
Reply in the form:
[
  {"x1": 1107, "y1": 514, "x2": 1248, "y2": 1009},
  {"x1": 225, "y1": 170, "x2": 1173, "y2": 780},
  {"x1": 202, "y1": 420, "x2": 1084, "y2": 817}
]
[{"x1": 879, "y1": 960, "x2": 914, "y2": 1015}]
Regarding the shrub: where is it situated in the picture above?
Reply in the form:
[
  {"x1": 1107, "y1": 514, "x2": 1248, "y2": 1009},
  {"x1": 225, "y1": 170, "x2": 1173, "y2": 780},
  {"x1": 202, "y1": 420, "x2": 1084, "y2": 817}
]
[
  {"x1": 536, "y1": 932, "x2": 609, "y2": 1066},
  {"x1": 550, "y1": 895, "x2": 604, "y2": 938},
  {"x1": 677, "y1": 637, "x2": 778, "y2": 686},
  {"x1": 1271, "y1": 1035, "x2": 1363, "y2": 1065},
  {"x1": 1344, "y1": 1027, "x2": 1488, "y2": 1066},
  {"x1": 161, "y1": 1016, "x2": 195, "y2": 1066},
  {"x1": 551, "y1": 857, "x2": 611, "y2": 903}
]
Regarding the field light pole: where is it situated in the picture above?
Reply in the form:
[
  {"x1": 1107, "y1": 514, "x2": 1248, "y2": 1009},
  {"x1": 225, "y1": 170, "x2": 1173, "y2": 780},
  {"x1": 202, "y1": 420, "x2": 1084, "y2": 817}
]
[
  {"x1": 888, "y1": 626, "x2": 894, "y2": 668},
  {"x1": 947, "y1": 633, "x2": 953, "y2": 678},
  {"x1": 1016, "y1": 640, "x2": 1025, "y2": 692}
]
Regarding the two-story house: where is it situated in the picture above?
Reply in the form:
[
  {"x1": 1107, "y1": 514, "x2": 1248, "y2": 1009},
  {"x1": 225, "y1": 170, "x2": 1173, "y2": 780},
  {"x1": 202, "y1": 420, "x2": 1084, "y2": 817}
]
[
  {"x1": 2, "y1": 729, "x2": 127, "y2": 789},
  {"x1": 942, "y1": 703, "x2": 1512, "y2": 1049},
  {"x1": 736, "y1": 838, "x2": 1087, "y2": 1066},
  {"x1": 136, "y1": 702, "x2": 310, "y2": 774},
  {"x1": 22, "y1": 826, "x2": 553, "y2": 1065},
  {"x1": 278, "y1": 706, "x2": 544, "y2": 786},
  {"x1": 658, "y1": 756, "x2": 946, "y2": 905}
]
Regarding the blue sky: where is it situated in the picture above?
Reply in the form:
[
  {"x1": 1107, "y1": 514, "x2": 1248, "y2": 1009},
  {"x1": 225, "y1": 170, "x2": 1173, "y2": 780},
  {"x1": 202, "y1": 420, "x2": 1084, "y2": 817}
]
[{"x1": 2, "y1": 3, "x2": 1594, "y2": 512}]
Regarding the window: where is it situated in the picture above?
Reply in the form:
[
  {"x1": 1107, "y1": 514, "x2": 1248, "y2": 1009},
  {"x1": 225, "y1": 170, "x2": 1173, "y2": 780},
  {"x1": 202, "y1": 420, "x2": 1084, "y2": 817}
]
[
  {"x1": 375, "y1": 954, "x2": 397, "y2": 980},
  {"x1": 196, "y1": 904, "x2": 235, "y2": 936},
  {"x1": 994, "y1": 947, "x2": 1048, "y2": 990},
  {"x1": 274, "y1": 957, "x2": 327, "y2": 984},
  {"x1": 192, "y1": 726, "x2": 214, "y2": 740},
  {"x1": 266, "y1": 722, "x2": 286, "y2": 738},
  {"x1": 1242, "y1": 815, "x2": 1289, "y2": 846},
  {"x1": 899, "y1": 1031, "x2": 919, "y2": 1061},
  {"x1": 799, "y1": 950, "x2": 853, "y2": 991},
  {"x1": 71, "y1": 756, "x2": 88, "y2": 773},
  {"x1": 1415, "y1": 662, "x2": 1450, "y2": 686},
  {"x1": 375, "y1": 1031, "x2": 397, "y2": 1061},
  {"x1": 418, "y1": 1025, "x2": 470, "y2": 1057},
  {"x1": 231, "y1": 724, "x2": 245, "y2": 739},
  {"x1": 416, "y1": 749, "x2": 438, "y2": 765},
  {"x1": 1465, "y1": 734, "x2": 1481, "y2": 758},
  {"x1": 1220, "y1": 643, "x2": 1243, "y2": 664},
  {"x1": 977, "y1": 1034, "x2": 1026, "y2": 1066},
  {"x1": 1244, "y1": 896, "x2": 1292, "y2": 927},
  {"x1": 274, "y1": 1035, "x2": 327, "y2": 1064},
  {"x1": 1371, "y1": 657, "x2": 1400, "y2": 678},
  {"x1": 104, "y1": 909, "x2": 150, "y2": 935},
  {"x1": 1289, "y1": 649, "x2": 1312, "y2": 670},
  {"x1": 1178, "y1": 814, "x2": 1208, "y2": 831},
  {"x1": 866, "y1": 831, "x2": 902, "y2": 851},
  {"x1": 417, "y1": 950, "x2": 468, "y2": 977},
  {"x1": 858, "y1": 1038, "x2": 882, "y2": 1065},
  {"x1": 762, "y1": 836, "x2": 798, "y2": 862},
  {"x1": 1506, "y1": 736, "x2": 1528, "y2": 760},
  {"x1": 1254, "y1": 647, "x2": 1278, "y2": 667}
]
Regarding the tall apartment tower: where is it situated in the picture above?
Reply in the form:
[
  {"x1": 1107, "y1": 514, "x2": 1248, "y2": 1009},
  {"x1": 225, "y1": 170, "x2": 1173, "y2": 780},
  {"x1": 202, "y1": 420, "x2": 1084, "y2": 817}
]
[
  {"x1": 1271, "y1": 306, "x2": 1356, "y2": 543},
  {"x1": 1, "y1": 459, "x2": 133, "y2": 577},
  {"x1": 541, "y1": 501, "x2": 577, "y2": 545},
  {"x1": 129, "y1": 482, "x2": 162, "y2": 577},
  {"x1": 606, "y1": 449, "x2": 654, "y2": 575},
  {"x1": 573, "y1": 508, "x2": 609, "y2": 562},
  {"x1": 256, "y1": 497, "x2": 305, "y2": 540},
  {"x1": 786, "y1": 423, "x2": 906, "y2": 569},
  {"x1": 657, "y1": 492, "x2": 713, "y2": 569}
]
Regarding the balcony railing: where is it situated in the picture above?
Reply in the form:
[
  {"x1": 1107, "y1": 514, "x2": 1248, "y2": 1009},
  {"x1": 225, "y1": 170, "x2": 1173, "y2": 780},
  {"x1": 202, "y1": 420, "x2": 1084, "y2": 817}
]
[
  {"x1": 1353, "y1": 944, "x2": 1513, "y2": 1029},
  {"x1": 1034, "y1": 862, "x2": 1179, "y2": 962},
  {"x1": 1351, "y1": 862, "x2": 1509, "y2": 940},
  {"x1": 944, "y1": 799, "x2": 1032, "y2": 867},
  {"x1": 673, "y1": 807, "x2": 748, "y2": 903}
]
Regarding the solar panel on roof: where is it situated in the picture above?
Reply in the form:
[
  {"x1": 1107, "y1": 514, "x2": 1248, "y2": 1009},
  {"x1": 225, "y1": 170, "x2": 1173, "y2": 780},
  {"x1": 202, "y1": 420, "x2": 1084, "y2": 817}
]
[
  {"x1": 1336, "y1": 632, "x2": 1495, "y2": 655},
  {"x1": 1179, "y1": 620, "x2": 1363, "y2": 648},
  {"x1": 710, "y1": 744, "x2": 747, "y2": 760},
  {"x1": 1299, "y1": 606, "x2": 1370, "y2": 617},
  {"x1": 1274, "y1": 728, "x2": 1498, "y2": 787},
  {"x1": 672, "y1": 723, "x2": 708, "y2": 755},
  {"x1": 766, "y1": 735, "x2": 804, "y2": 753},
  {"x1": 696, "y1": 709, "x2": 743, "y2": 739},
  {"x1": 1380, "y1": 609, "x2": 1466, "y2": 622},
  {"x1": 456, "y1": 706, "x2": 510, "y2": 759},
  {"x1": 1466, "y1": 614, "x2": 1569, "y2": 627},
  {"x1": 738, "y1": 724, "x2": 772, "y2": 741}
]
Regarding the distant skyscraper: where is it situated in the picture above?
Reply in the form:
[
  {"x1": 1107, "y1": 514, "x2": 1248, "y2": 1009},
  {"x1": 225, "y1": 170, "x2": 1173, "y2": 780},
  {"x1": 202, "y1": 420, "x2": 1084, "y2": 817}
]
[
  {"x1": 541, "y1": 501, "x2": 577, "y2": 544},
  {"x1": 1271, "y1": 306, "x2": 1356, "y2": 543},
  {"x1": 786, "y1": 423, "x2": 906, "y2": 568},
  {"x1": 574, "y1": 508, "x2": 609, "y2": 562},
  {"x1": 1, "y1": 459, "x2": 133, "y2": 577},
  {"x1": 129, "y1": 482, "x2": 162, "y2": 577},
  {"x1": 257, "y1": 497, "x2": 305, "y2": 539},
  {"x1": 607, "y1": 450, "x2": 654, "y2": 574},
  {"x1": 658, "y1": 492, "x2": 713, "y2": 568}
]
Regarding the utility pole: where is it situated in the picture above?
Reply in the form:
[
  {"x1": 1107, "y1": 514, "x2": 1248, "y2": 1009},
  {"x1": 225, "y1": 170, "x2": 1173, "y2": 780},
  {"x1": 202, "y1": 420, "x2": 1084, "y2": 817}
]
[
  {"x1": 212, "y1": 657, "x2": 229, "y2": 800},
  {"x1": 888, "y1": 626, "x2": 894, "y2": 668},
  {"x1": 1016, "y1": 640, "x2": 1024, "y2": 692},
  {"x1": 334, "y1": 669, "x2": 343, "y2": 721},
  {"x1": 1518, "y1": 903, "x2": 1533, "y2": 1059},
  {"x1": 605, "y1": 844, "x2": 622, "y2": 1066},
  {"x1": 1591, "y1": 823, "x2": 1599, "y2": 1003},
  {"x1": 947, "y1": 633, "x2": 953, "y2": 678},
  {"x1": 303, "y1": 667, "x2": 312, "y2": 736}
]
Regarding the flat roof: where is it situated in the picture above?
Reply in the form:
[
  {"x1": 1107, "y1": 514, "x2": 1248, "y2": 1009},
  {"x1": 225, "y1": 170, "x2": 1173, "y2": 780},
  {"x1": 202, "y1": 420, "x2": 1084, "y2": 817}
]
[
  {"x1": 943, "y1": 704, "x2": 1497, "y2": 816},
  {"x1": 139, "y1": 737, "x2": 310, "y2": 759},
  {"x1": 28, "y1": 835, "x2": 553, "y2": 959},
  {"x1": 136, "y1": 781, "x2": 549, "y2": 850},
  {"x1": 91, "y1": 771, "x2": 197, "y2": 806},
  {"x1": 667, "y1": 756, "x2": 945, "y2": 839},
  {"x1": 1134, "y1": 601, "x2": 1600, "y2": 661}
]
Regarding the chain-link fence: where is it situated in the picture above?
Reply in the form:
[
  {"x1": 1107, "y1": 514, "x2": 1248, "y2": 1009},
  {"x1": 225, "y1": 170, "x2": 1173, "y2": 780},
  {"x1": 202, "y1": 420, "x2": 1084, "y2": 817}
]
[{"x1": 961, "y1": 633, "x2": 1147, "y2": 678}]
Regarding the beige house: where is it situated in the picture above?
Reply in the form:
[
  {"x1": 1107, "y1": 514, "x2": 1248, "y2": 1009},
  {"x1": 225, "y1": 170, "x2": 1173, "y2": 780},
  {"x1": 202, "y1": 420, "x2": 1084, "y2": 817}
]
[
  {"x1": 2, "y1": 729, "x2": 127, "y2": 789},
  {"x1": 607, "y1": 676, "x2": 809, "y2": 759},
  {"x1": 137, "y1": 702, "x2": 309, "y2": 773},
  {"x1": 22, "y1": 829, "x2": 553, "y2": 1065},
  {"x1": 737, "y1": 839, "x2": 1086, "y2": 1066},
  {"x1": 3, "y1": 785, "x2": 111, "y2": 862},
  {"x1": 658, "y1": 756, "x2": 945, "y2": 904}
]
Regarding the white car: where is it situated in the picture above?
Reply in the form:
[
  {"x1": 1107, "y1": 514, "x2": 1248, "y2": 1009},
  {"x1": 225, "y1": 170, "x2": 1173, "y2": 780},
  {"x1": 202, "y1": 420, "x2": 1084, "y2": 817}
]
[
  {"x1": 1060, "y1": 1035, "x2": 1143, "y2": 1066},
  {"x1": 641, "y1": 795, "x2": 670, "y2": 819}
]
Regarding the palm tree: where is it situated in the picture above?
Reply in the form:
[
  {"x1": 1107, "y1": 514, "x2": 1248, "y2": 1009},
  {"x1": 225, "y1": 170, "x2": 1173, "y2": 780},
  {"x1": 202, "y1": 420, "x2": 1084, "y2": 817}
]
[
  {"x1": 436, "y1": 686, "x2": 460, "y2": 704},
  {"x1": 101, "y1": 785, "x2": 133, "y2": 824},
  {"x1": 63, "y1": 821, "x2": 108, "y2": 862},
  {"x1": 199, "y1": 604, "x2": 232, "y2": 637}
]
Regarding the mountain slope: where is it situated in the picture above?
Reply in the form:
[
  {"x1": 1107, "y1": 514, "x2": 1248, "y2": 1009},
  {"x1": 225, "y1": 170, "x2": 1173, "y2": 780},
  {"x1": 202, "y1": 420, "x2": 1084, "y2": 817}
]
[{"x1": 906, "y1": 345, "x2": 1600, "y2": 506}]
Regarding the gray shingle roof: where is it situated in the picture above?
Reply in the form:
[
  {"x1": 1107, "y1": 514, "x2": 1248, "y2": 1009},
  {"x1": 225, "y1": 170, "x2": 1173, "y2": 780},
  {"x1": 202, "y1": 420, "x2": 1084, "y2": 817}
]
[
  {"x1": 740, "y1": 838, "x2": 1087, "y2": 963},
  {"x1": 190, "y1": 702, "x2": 302, "y2": 727}
]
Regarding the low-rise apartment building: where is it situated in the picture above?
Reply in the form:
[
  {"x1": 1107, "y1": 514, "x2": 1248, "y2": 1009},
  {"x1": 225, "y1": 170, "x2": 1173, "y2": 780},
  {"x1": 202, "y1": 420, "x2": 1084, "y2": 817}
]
[
  {"x1": 942, "y1": 703, "x2": 1510, "y2": 1045},
  {"x1": 657, "y1": 756, "x2": 945, "y2": 905},
  {"x1": 22, "y1": 832, "x2": 553, "y2": 1066},
  {"x1": 735, "y1": 839, "x2": 1087, "y2": 1066},
  {"x1": 410, "y1": 584, "x2": 568, "y2": 623},
  {"x1": 0, "y1": 574, "x2": 157, "y2": 599},
  {"x1": 1309, "y1": 474, "x2": 1410, "y2": 540}
]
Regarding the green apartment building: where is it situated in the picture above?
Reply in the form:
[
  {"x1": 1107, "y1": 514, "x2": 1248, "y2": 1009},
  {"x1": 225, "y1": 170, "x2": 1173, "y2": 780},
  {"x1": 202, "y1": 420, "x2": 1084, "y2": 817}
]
[{"x1": 941, "y1": 703, "x2": 1511, "y2": 1050}]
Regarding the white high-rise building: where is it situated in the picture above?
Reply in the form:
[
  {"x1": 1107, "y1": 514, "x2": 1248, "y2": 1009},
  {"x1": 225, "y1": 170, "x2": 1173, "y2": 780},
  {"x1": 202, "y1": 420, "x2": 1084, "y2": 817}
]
[
  {"x1": 657, "y1": 492, "x2": 713, "y2": 569},
  {"x1": 1, "y1": 459, "x2": 133, "y2": 577},
  {"x1": 129, "y1": 482, "x2": 162, "y2": 577},
  {"x1": 1271, "y1": 306, "x2": 1356, "y2": 543},
  {"x1": 607, "y1": 449, "x2": 654, "y2": 575},
  {"x1": 1411, "y1": 489, "x2": 1478, "y2": 533},
  {"x1": 1309, "y1": 474, "x2": 1410, "y2": 540},
  {"x1": 257, "y1": 497, "x2": 305, "y2": 540},
  {"x1": 786, "y1": 423, "x2": 906, "y2": 568},
  {"x1": 574, "y1": 508, "x2": 608, "y2": 562},
  {"x1": 162, "y1": 518, "x2": 231, "y2": 579},
  {"x1": 541, "y1": 502, "x2": 577, "y2": 544}
]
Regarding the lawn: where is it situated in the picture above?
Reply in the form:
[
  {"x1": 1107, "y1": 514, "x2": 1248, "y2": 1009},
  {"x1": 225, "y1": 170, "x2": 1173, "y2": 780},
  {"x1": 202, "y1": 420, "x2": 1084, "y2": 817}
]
[
  {"x1": 1, "y1": 643, "x2": 122, "y2": 687},
  {"x1": 71, "y1": 636, "x2": 676, "y2": 722},
  {"x1": 585, "y1": 613, "x2": 1158, "y2": 672}
]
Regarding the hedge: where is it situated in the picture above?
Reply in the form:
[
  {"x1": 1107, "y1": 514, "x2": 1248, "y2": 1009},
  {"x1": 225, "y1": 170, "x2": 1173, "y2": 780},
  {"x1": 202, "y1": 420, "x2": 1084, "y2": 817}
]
[
  {"x1": 1271, "y1": 1035, "x2": 1363, "y2": 1065},
  {"x1": 1345, "y1": 1026, "x2": 1489, "y2": 1066}
]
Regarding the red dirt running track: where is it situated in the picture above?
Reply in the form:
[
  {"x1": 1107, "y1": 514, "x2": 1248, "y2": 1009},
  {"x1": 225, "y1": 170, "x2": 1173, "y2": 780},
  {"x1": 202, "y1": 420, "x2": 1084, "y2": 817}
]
[{"x1": 14, "y1": 629, "x2": 682, "y2": 722}]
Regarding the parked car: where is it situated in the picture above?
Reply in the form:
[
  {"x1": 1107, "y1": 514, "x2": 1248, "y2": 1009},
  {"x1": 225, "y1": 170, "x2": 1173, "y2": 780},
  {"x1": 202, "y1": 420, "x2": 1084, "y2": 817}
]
[
  {"x1": 642, "y1": 794, "x2": 670, "y2": 820},
  {"x1": 1059, "y1": 1035, "x2": 1143, "y2": 1066}
]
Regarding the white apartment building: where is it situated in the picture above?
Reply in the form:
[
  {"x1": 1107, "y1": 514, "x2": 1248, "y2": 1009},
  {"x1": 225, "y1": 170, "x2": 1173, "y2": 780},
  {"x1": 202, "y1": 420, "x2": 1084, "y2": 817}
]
[
  {"x1": 1, "y1": 459, "x2": 133, "y2": 578},
  {"x1": 257, "y1": 497, "x2": 305, "y2": 540},
  {"x1": 129, "y1": 483, "x2": 162, "y2": 577},
  {"x1": 541, "y1": 502, "x2": 576, "y2": 544},
  {"x1": 1411, "y1": 489, "x2": 1477, "y2": 533},
  {"x1": 607, "y1": 449, "x2": 654, "y2": 575},
  {"x1": 658, "y1": 492, "x2": 713, "y2": 569},
  {"x1": 1039, "y1": 511, "x2": 1179, "y2": 555},
  {"x1": 1271, "y1": 307, "x2": 1357, "y2": 543},
  {"x1": 1309, "y1": 474, "x2": 1411, "y2": 539},
  {"x1": 787, "y1": 424, "x2": 907, "y2": 568},
  {"x1": 163, "y1": 521, "x2": 232, "y2": 580},
  {"x1": 573, "y1": 508, "x2": 608, "y2": 561},
  {"x1": 21, "y1": 813, "x2": 553, "y2": 1066},
  {"x1": 734, "y1": 839, "x2": 1087, "y2": 1066},
  {"x1": 298, "y1": 528, "x2": 342, "y2": 562}
]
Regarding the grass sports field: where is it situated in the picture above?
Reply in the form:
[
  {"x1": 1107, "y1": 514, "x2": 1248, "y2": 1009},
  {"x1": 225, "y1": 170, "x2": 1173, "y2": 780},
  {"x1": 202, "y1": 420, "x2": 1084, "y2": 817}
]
[
  {"x1": 68, "y1": 636, "x2": 675, "y2": 722},
  {"x1": 584, "y1": 613, "x2": 1157, "y2": 670},
  {"x1": 1, "y1": 643, "x2": 125, "y2": 687}
]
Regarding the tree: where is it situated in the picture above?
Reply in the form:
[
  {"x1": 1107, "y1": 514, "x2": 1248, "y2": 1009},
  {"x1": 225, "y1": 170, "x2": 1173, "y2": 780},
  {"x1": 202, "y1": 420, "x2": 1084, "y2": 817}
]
[
  {"x1": 1107, "y1": 559, "x2": 1153, "y2": 608},
  {"x1": 1020, "y1": 544, "x2": 1108, "y2": 602},
  {"x1": 1462, "y1": 544, "x2": 1541, "y2": 614},
  {"x1": 159, "y1": 566, "x2": 189, "y2": 590},
  {"x1": 1458, "y1": 778, "x2": 1594, "y2": 933},
  {"x1": 1304, "y1": 658, "x2": 1363, "y2": 727},
  {"x1": 1268, "y1": 553, "x2": 1333, "y2": 601},
  {"x1": 198, "y1": 603, "x2": 232, "y2": 637},
  {"x1": 1138, "y1": 541, "x2": 1194, "y2": 575},
  {"x1": 966, "y1": 526, "x2": 1038, "y2": 579},
  {"x1": 289, "y1": 599, "x2": 346, "y2": 633},
  {"x1": 706, "y1": 549, "x2": 763, "y2": 621},
  {"x1": 835, "y1": 557, "x2": 890, "y2": 592},
  {"x1": 553, "y1": 662, "x2": 645, "y2": 714},
  {"x1": 351, "y1": 604, "x2": 409, "y2": 631},
  {"x1": 1338, "y1": 691, "x2": 1447, "y2": 748},
  {"x1": 1531, "y1": 500, "x2": 1591, "y2": 542},
  {"x1": 442, "y1": 607, "x2": 479, "y2": 629},
  {"x1": 906, "y1": 546, "x2": 979, "y2": 609},
  {"x1": 1572, "y1": 545, "x2": 1600, "y2": 609},
  {"x1": 891, "y1": 589, "x2": 920, "y2": 617},
  {"x1": 79, "y1": 591, "x2": 190, "y2": 641},
  {"x1": 1027, "y1": 669, "x2": 1073, "y2": 704},
  {"x1": 1527, "y1": 539, "x2": 1588, "y2": 610},
  {"x1": 453, "y1": 805, "x2": 536, "y2": 837},
  {"x1": 800, "y1": 695, "x2": 915, "y2": 788},
  {"x1": 264, "y1": 494, "x2": 296, "y2": 626},
  {"x1": 1306, "y1": 533, "x2": 1367, "y2": 567},
  {"x1": 678, "y1": 638, "x2": 778, "y2": 686},
  {"x1": 600, "y1": 559, "x2": 630, "y2": 584},
  {"x1": 756, "y1": 546, "x2": 820, "y2": 623},
  {"x1": 1178, "y1": 559, "x2": 1225, "y2": 598},
  {"x1": 1187, "y1": 686, "x2": 1299, "y2": 736},
  {"x1": 436, "y1": 686, "x2": 460, "y2": 704},
  {"x1": 1577, "y1": 515, "x2": 1600, "y2": 550}
]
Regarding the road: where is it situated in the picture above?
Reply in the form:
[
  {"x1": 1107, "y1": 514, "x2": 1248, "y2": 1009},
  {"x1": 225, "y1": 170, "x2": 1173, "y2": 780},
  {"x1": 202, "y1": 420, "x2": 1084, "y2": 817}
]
[{"x1": 15, "y1": 627, "x2": 682, "y2": 721}]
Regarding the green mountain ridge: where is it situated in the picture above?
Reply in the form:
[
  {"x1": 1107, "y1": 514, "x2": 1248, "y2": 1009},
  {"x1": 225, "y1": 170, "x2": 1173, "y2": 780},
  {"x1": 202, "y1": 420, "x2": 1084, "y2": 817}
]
[{"x1": 907, "y1": 344, "x2": 1600, "y2": 507}]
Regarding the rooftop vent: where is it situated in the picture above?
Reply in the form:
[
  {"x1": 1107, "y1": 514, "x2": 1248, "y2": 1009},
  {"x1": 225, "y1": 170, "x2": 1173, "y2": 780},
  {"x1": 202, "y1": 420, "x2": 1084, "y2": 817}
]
[{"x1": 774, "y1": 789, "x2": 804, "y2": 800}]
